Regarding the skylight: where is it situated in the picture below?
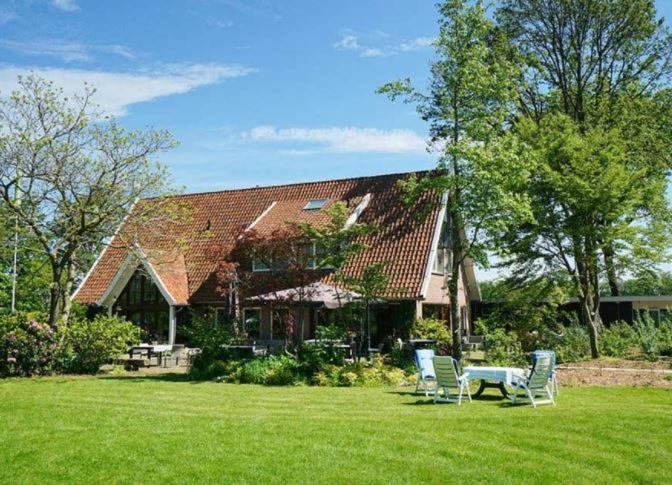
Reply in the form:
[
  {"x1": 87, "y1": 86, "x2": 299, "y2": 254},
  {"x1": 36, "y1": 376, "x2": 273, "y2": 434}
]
[{"x1": 304, "y1": 199, "x2": 328, "y2": 210}]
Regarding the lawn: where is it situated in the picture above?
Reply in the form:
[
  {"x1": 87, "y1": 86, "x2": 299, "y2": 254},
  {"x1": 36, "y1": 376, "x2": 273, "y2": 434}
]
[{"x1": 0, "y1": 377, "x2": 670, "y2": 484}]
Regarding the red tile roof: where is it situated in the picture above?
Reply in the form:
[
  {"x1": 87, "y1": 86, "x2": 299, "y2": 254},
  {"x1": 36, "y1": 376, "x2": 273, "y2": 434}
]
[
  {"x1": 144, "y1": 249, "x2": 189, "y2": 306},
  {"x1": 74, "y1": 171, "x2": 440, "y2": 304}
]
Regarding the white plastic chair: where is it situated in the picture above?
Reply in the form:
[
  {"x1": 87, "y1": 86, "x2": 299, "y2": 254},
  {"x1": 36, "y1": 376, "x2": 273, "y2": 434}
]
[
  {"x1": 414, "y1": 349, "x2": 436, "y2": 397},
  {"x1": 510, "y1": 355, "x2": 555, "y2": 407},
  {"x1": 432, "y1": 356, "x2": 471, "y2": 405}
]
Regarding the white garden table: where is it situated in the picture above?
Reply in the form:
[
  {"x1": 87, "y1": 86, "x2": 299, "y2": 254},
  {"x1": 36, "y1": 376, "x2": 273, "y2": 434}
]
[{"x1": 463, "y1": 366, "x2": 528, "y2": 398}]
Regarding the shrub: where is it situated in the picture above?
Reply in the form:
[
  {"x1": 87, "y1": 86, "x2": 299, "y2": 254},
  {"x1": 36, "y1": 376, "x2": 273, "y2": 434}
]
[
  {"x1": 477, "y1": 322, "x2": 526, "y2": 367},
  {"x1": 411, "y1": 317, "x2": 451, "y2": 344},
  {"x1": 659, "y1": 321, "x2": 672, "y2": 357},
  {"x1": 239, "y1": 355, "x2": 303, "y2": 385},
  {"x1": 0, "y1": 313, "x2": 58, "y2": 377},
  {"x1": 58, "y1": 315, "x2": 141, "y2": 374},
  {"x1": 313, "y1": 357, "x2": 408, "y2": 387},
  {"x1": 538, "y1": 325, "x2": 591, "y2": 363},
  {"x1": 632, "y1": 313, "x2": 660, "y2": 360},
  {"x1": 600, "y1": 322, "x2": 636, "y2": 358},
  {"x1": 297, "y1": 325, "x2": 347, "y2": 375},
  {"x1": 186, "y1": 311, "x2": 232, "y2": 379}
]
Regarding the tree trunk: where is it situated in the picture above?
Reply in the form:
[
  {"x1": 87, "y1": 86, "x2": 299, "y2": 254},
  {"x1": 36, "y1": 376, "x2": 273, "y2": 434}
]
[
  {"x1": 602, "y1": 242, "x2": 620, "y2": 296},
  {"x1": 60, "y1": 261, "x2": 77, "y2": 325},
  {"x1": 580, "y1": 296, "x2": 601, "y2": 359},
  {"x1": 448, "y1": 211, "x2": 463, "y2": 361}
]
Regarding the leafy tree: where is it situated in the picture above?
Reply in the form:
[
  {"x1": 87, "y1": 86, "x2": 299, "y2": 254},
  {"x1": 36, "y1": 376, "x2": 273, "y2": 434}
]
[
  {"x1": 0, "y1": 201, "x2": 52, "y2": 314},
  {"x1": 497, "y1": 0, "x2": 672, "y2": 356},
  {"x1": 0, "y1": 75, "x2": 178, "y2": 324},
  {"x1": 339, "y1": 262, "x2": 391, "y2": 359},
  {"x1": 378, "y1": 0, "x2": 533, "y2": 359}
]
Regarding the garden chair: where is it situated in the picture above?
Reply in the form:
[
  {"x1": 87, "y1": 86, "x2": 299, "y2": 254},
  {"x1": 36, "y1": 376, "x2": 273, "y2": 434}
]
[
  {"x1": 532, "y1": 350, "x2": 559, "y2": 395},
  {"x1": 510, "y1": 354, "x2": 555, "y2": 408},
  {"x1": 432, "y1": 356, "x2": 471, "y2": 405},
  {"x1": 414, "y1": 349, "x2": 436, "y2": 397}
]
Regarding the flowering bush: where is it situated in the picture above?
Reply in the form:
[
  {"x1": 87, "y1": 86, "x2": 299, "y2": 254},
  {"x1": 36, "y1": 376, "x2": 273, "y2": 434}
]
[{"x1": 0, "y1": 314, "x2": 58, "y2": 377}]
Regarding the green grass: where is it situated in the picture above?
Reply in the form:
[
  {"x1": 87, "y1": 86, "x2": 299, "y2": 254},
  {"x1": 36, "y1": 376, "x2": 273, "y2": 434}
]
[{"x1": 0, "y1": 376, "x2": 670, "y2": 484}]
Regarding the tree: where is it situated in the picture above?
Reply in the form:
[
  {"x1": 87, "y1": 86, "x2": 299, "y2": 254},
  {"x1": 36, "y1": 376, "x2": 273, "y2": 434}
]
[
  {"x1": 497, "y1": 0, "x2": 672, "y2": 356},
  {"x1": 0, "y1": 75, "x2": 177, "y2": 325},
  {"x1": 498, "y1": 0, "x2": 672, "y2": 296},
  {"x1": 339, "y1": 262, "x2": 390, "y2": 360},
  {"x1": 379, "y1": 0, "x2": 532, "y2": 359},
  {"x1": 219, "y1": 225, "x2": 321, "y2": 349},
  {"x1": 215, "y1": 202, "x2": 376, "y2": 351}
]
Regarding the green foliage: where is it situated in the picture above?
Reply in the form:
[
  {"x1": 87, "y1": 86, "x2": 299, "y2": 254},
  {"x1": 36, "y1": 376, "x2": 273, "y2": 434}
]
[
  {"x1": 297, "y1": 325, "x2": 348, "y2": 375},
  {"x1": 186, "y1": 311, "x2": 233, "y2": 378},
  {"x1": 239, "y1": 355, "x2": 303, "y2": 386},
  {"x1": 313, "y1": 357, "x2": 408, "y2": 387},
  {"x1": 632, "y1": 312, "x2": 661, "y2": 360},
  {"x1": 0, "y1": 313, "x2": 58, "y2": 376},
  {"x1": 539, "y1": 325, "x2": 590, "y2": 362},
  {"x1": 476, "y1": 321, "x2": 526, "y2": 367},
  {"x1": 58, "y1": 316, "x2": 141, "y2": 374},
  {"x1": 600, "y1": 322, "x2": 636, "y2": 358},
  {"x1": 411, "y1": 318, "x2": 451, "y2": 344}
]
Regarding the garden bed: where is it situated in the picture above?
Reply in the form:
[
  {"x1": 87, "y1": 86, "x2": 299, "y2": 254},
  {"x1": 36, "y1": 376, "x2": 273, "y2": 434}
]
[{"x1": 558, "y1": 358, "x2": 672, "y2": 388}]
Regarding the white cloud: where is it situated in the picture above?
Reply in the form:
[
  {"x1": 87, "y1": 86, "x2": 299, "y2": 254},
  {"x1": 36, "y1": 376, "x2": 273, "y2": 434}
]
[
  {"x1": 334, "y1": 30, "x2": 435, "y2": 58},
  {"x1": 398, "y1": 36, "x2": 435, "y2": 52},
  {"x1": 361, "y1": 48, "x2": 384, "y2": 58},
  {"x1": 0, "y1": 63, "x2": 256, "y2": 116},
  {"x1": 52, "y1": 0, "x2": 79, "y2": 12},
  {"x1": 244, "y1": 125, "x2": 427, "y2": 154},
  {"x1": 333, "y1": 34, "x2": 359, "y2": 50},
  {"x1": 0, "y1": 39, "x2": 136, "y2": 63}
]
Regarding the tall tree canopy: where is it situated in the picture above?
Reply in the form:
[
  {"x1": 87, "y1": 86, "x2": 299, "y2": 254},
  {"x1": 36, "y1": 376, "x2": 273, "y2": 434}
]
[
  {"x1": 497, "y1": 0, "x2": 672, "y2": 356},
  {"x1": 0, "y1": 75, "x2": 178, "y2": 324},
  {"x1": 379, "y1": 0, "x2": 533, "y2": 359}
]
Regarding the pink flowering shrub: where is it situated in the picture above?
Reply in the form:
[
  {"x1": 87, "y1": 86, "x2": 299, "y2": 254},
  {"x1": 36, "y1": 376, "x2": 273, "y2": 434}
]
[{"x1": 0, "y1": 313, "x2": 58, "y2": 377}]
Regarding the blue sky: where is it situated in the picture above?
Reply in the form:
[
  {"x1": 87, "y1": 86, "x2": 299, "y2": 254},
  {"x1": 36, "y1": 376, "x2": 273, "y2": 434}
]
[{"x1": 1, "y1": 0, "x2": 671, "y2": 279}]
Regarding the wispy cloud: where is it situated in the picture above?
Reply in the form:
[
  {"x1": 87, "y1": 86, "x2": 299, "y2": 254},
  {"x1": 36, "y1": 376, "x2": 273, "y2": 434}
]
[
  {"x1": 0, "y1": 10, "x2": 16, "y2": 25},
  {"x1": 0, "y1": 39, "x2": 136, "y2": 63},
  {"x1": 52, "y1": 0, "x2": 79, "y2": 12},
  {"x1": 333, "y1": 34, "x2": 359, "y2": 51},
  {"x1": 242, "y1": 125, "x2": 427, "y2": 154},
  {"x1": 333, "y1": 30, "x2": 435, "y2": 58},
  {"x1": 0, "y1": 63, "x2": 257, "y2": 116}
]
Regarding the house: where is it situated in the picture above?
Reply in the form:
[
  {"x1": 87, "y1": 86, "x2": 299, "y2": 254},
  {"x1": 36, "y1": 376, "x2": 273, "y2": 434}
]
[{"x1": 73, "y1": 171, "x2": 480, "y2": 345}]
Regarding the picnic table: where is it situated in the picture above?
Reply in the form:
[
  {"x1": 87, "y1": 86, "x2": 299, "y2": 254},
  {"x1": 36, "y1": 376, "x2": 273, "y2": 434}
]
[
  {"x1": 129, "y1": 344, "x2": 172, "y2": 365},
  {"x1": 463, "y1": 366, "x2": 528, "y2": 398}
]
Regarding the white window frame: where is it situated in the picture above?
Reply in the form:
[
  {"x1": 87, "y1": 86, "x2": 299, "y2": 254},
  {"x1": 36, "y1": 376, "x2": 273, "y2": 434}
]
[{"x1": 304, "y1": 199, "x2": 328, "y2": 210}]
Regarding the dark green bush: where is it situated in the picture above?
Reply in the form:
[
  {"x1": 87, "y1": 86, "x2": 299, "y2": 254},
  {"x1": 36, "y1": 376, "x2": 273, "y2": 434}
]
[
  {"x1": 632, "y1": 313, "x2": 660, "y2": 360},
  {"x1": 600, "y1": 322, "x2": 636, "y2": 358},
  {"x1": 58, "y1": 315, "x2": 141, "y2": 374}
]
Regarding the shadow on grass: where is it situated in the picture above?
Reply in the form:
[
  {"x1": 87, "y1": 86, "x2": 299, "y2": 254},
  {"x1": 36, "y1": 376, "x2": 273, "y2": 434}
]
[{"x1": 97, "y1": 373, "x2": 200, "y2": 384}]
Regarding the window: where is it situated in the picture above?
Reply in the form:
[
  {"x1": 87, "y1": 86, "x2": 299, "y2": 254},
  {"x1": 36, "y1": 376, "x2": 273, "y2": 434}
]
[
  {"x1": 300, "y1": 243, "x2": 317, "y2": 269},
  {"x1": 433, "y1": 248, "x2": 445, "y2": 275},
  {"x1": 243, "y1": 307, "x2": 261, "y2": 340},
  {"x1": 304, "y1": 199, "x2": 327, "y2": 210}
]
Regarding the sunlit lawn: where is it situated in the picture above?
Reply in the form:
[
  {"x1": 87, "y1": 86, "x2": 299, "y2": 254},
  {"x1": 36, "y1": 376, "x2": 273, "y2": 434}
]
[{"x1": 0, "y1": 375, "x2": 670, "y2": 483}]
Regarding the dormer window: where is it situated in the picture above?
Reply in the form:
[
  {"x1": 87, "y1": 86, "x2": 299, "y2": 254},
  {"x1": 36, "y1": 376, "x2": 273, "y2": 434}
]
[{"x1": 304, "y1": 199, "x2": 327, "y2": 210}]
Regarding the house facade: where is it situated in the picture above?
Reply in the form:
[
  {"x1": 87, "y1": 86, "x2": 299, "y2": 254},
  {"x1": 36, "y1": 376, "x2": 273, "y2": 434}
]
[{"x1": 73, "y1": 171, "x2": 480, "y2": 345}]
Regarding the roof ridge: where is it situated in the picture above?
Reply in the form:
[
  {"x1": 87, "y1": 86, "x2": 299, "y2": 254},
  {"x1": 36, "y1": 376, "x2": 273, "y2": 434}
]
[{"x1": 145, "y1": 169, "x2": 429, "y2": 200}]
